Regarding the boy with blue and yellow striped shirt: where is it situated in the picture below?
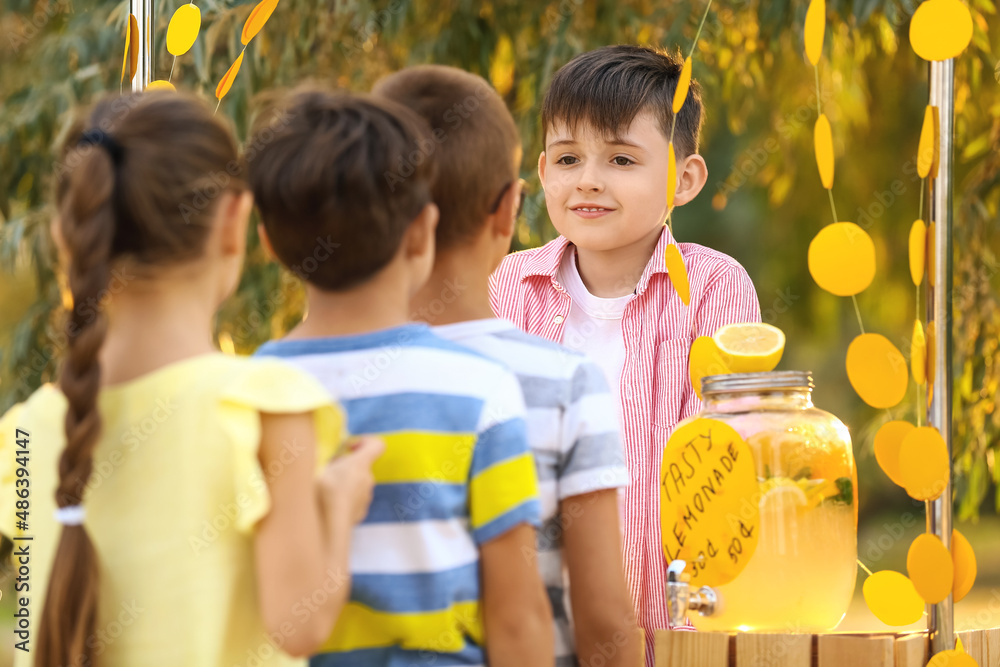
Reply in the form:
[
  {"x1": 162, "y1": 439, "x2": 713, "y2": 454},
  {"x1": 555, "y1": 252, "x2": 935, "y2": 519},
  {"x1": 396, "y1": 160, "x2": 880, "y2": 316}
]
[
  {"x1": 376, "y1": 66, "x2": 641, "y2": 667},
  {"x1": 248, "y1": 90, "x2": 553, "y2": 666}
]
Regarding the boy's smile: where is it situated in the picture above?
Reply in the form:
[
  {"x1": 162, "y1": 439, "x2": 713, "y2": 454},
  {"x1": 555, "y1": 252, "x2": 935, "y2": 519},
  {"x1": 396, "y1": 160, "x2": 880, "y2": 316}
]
[
  {"x1": 569, "y1": 204, "x2": 616, "y2": 219},
  {"x1": 539, "y1": 111, "x2": 672, "y2": 253}
]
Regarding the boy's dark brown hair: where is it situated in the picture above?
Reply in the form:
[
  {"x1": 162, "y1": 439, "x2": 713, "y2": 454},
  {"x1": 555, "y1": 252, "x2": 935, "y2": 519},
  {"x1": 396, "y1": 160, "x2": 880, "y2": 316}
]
[
  {"x1": 542, "y1": 45, "x2": 703, "y2": 158},
  {"x1": 372, "y1": 65, "x2": 521, "y2": 253},
  {"x1": 247, "y1": 89, "x2": 437, "y2": 291},
  {"x1": 42, "y1": 90, "x2": 243, "y2": 667}
]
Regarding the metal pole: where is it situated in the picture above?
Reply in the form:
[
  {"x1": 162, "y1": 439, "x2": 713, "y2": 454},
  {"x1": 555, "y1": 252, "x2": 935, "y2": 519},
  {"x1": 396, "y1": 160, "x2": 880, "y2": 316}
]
[
  {"x1": 130, "y1": 0, "x2": 154, "y2": 91},
  {"x1": 927, "y1": 57, "x2": 955, "y2": 656}
]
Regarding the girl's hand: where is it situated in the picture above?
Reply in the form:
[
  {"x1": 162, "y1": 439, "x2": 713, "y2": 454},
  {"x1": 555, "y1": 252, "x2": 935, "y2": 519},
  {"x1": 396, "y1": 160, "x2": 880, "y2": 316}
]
[{"x1": 319, "y1": 436, "x2": 384, "y2": 524}]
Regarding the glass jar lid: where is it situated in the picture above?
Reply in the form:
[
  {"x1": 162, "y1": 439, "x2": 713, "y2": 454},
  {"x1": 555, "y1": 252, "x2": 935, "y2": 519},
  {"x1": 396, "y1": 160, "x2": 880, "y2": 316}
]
[{"x1": 701, "y1": 370, "x2": 814, "y2": 395}]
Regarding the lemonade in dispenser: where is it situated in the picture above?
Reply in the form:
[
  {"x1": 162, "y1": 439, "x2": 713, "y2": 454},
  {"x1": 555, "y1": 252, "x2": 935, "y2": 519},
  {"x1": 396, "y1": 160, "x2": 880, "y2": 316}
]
[{"x1": 662, "y1": 371, "x2": 858, "y2": 632}]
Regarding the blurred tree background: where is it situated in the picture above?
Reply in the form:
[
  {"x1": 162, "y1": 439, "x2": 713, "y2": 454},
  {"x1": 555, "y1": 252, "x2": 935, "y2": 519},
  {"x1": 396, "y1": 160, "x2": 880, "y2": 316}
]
[{"x1": 1, "y1": 0, "x2": 998, "y2": 526}]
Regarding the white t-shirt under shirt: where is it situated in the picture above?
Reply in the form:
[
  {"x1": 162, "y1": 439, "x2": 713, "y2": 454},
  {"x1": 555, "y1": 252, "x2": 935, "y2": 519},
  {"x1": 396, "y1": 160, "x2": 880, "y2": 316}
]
[{"x1": 555, "y1": 246, "x2": 633, "y2": 419}]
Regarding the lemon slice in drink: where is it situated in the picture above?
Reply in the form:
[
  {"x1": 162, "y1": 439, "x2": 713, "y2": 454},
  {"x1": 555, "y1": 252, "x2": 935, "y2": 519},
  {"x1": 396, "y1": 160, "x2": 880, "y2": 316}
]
[
  {"x1": 713, "y1": 323, "x2": 785, "y2": 373},
  {"x1": 760, "y1": 479, "x2": 807, "y2": 524},
  {"x1": 762, "y1": 481, "x2": 807, "y2": 506}
]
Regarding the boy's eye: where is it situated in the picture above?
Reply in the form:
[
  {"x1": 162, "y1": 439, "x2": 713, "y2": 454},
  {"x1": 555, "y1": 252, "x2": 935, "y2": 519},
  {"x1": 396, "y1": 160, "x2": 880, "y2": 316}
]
[
  {"x1": 613, "y1": 156, "x2": 635, "y2": 166},
  {"x1": 555, "y1": 155, "x2": 579, "y2": 165}
]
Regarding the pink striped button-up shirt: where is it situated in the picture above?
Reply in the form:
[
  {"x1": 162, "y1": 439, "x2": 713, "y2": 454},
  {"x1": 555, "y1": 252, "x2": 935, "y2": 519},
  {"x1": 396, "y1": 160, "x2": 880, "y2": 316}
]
[{"x1": 489, "y1": 225, "x2": 761, "y2": 663}]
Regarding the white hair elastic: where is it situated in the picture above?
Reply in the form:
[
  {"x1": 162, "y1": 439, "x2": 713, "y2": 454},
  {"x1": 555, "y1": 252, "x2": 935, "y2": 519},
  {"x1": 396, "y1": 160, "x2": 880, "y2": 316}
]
[{"x1": 54, "y1": 505, "x2": 86, "y2": 526}]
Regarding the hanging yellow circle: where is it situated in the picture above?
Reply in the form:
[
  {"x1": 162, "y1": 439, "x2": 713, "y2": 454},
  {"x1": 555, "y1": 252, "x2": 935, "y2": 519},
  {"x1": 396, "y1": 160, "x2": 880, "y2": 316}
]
[
  {"x1": 166, "y1": 3, "x2": 201, "y2": 57},
  {"x1": 907, "y1": 533, "x2": 954, "y2": 604},
  {"x1": 909, "y1": 0, "x2": 973, "y2": 61},
  {"x1": 874, "y1": 420, "x2": 915, "y2": 487},
  {"x1": 863, "y1": 570, "x2": 925, "y2": 626},
  {"x1": 804, "y1": 0, "x2": 826, "y2": 66},
  {"x1": 814, "y1": 114, "x2": 835, "y2": 190},
  {"x1": 952, "y1": 528, "x2": 977, "y2": 603},
  {"x1": 808, "y1": 222, "x2": 876, "y2": 297},
  {"x1": 898, "y1": 426, "x2": 949, "y2": 501},
  {"x1": 846, "y1": 333, "x2": 908, "y2": 409}
]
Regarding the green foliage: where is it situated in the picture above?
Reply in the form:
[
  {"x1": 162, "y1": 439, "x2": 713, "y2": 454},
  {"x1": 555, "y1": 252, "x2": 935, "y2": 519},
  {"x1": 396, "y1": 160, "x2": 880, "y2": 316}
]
[
  {"x1": 953, "y1": 116, "x2": 1000, "y2": 521},
  {"x1": 1, "y1": 0, "x2": 998, "y2": 516}
]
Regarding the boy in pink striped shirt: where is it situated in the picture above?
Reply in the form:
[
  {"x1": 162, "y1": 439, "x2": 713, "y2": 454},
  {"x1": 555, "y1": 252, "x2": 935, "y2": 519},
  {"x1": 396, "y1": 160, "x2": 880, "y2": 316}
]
[{"x1": 489, "y1": 45, "x2": 762, "y2": 663}]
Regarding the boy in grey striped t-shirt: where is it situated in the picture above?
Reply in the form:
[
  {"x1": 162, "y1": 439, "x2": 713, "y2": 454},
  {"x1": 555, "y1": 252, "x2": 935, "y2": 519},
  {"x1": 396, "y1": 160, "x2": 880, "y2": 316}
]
[{"x1": 376, "y1": 65, "x2": 640, "y2": 667}]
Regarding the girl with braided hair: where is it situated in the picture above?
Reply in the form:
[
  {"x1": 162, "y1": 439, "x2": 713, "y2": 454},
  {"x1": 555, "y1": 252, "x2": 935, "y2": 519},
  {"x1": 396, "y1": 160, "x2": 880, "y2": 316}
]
[{"x1": 0, "y1": 91, "x2": 382, "y2": 667}]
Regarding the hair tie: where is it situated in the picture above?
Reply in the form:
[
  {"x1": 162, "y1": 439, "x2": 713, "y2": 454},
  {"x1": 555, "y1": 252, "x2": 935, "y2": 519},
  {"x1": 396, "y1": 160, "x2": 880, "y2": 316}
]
[
  {"x1": 78, "y1": 129, "x2": 124, "y2": 166},
  {"x1": 54, "y1": 505, "x2": 86, "y2": 526}
]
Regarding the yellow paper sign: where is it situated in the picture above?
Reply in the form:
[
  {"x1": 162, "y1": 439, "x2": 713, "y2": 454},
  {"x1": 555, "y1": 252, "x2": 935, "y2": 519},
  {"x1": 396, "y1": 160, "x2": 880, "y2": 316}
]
[{"x1": 661, "y1": 419, "x2": 760, "y2": 587}]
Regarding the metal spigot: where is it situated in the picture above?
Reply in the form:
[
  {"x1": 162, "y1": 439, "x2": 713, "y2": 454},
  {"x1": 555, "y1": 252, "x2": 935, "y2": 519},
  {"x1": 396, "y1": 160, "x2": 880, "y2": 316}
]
[{"x1": 666, "y1": 560, "x2": 722, "y2": 628}]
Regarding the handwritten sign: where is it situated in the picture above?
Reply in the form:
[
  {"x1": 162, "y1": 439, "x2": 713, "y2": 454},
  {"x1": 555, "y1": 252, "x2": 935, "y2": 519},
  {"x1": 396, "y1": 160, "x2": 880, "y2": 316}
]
[{"x1": 661, "y1": 418, "x2": 760, "y2": 587}]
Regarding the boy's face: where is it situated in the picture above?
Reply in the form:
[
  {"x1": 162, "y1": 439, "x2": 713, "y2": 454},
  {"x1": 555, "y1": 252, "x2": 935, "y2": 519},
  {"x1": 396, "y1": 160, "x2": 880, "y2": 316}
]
[{"x1": 539, "y1": 111, "x2": 672, "y2": 253}]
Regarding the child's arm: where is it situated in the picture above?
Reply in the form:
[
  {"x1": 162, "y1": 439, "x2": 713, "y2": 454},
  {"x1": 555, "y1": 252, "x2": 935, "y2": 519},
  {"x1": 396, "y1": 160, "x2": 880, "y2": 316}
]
[
  {"x1": 254, "y1": 412, "x2": 381, "y2": 656},
  {"x1": 480, "y1": 523, "x2": 554, "y2": 667},
  {"x1": 555, "y1": 359, "x2": 636, "y2": 663},
  {"x1": 562, "y1": 490, "x2": 641, "y2": 666},
  {"x1": 473, "y1": 369, "x2": 553, "y2": 666}
]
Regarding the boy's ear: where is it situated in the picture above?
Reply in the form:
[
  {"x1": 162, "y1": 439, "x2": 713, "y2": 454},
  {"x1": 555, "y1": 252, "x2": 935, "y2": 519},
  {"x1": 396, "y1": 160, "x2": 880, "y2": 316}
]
[
  {"x1": 218, "y1": 190, "x2": 254, "y2": 256},
  {"x1": 488, "y1": 179, "x2": 521, "y2": 241},
  {"x1": 404, "y1": 202, "x2": 440, "y2": 260},
  {"x1": 257, "y1": 222, "x2": 277, "y2": 261},
  {"x1": 537, "y1": 152, "x2": 547, "y2": 189},
  {"x1": 673, "y1": 153, "x2": 708, "y2": 207}
]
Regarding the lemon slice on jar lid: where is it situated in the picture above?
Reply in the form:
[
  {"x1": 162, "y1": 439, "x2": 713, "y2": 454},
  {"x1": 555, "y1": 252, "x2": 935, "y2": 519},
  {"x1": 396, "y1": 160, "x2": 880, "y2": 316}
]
[{"x1": 712, "y1": 323, "x2": 786, "y2": 373}]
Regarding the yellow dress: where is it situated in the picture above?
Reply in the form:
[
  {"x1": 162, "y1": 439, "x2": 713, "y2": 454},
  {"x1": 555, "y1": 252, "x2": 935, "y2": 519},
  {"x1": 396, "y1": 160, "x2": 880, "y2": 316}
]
[{"x1": 0, "y1": 352, "x2": 344, "y2": 666}]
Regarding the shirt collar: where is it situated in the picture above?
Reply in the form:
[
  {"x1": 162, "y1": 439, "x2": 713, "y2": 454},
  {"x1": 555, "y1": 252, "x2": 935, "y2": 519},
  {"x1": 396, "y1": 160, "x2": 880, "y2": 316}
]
[
  {"x1": 520, "y1": 234, "x2": 571, "y2": 279},
  {"x1": 521, "y1": 225, "x2": 677, "y2": 298}
]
